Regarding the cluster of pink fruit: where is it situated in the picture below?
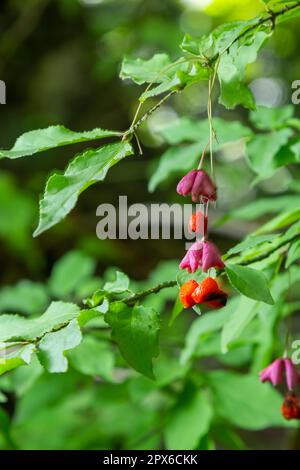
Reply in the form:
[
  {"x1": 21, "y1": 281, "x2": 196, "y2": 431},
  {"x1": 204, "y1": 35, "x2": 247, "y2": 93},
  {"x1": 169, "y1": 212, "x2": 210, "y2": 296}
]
[
  {"x1": 176, "y1": 168, "x2": 300, "y2": 421},
  {"x1": 176, "y1": 169, "x2": 227, "y2": 310}
]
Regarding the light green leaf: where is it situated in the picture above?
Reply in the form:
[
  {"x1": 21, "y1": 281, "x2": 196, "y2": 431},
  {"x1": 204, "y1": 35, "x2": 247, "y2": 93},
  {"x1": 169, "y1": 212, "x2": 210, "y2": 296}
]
[
  {"x1": 246, "y1": 128, "x2": 293, "y2": 178},
  {"x1": 103, "y1": 271, "x2": 130, "y2": 293},
  {"x1": 67, "y1": 336, "x2": 114, "y2": 381},
  {"x1": 0, "y1": 126, "x2": 120, "y2": 159},
  {"x1": 0, "y1": 343, "x2": 35, "y2": 375},
  {"x1": 254, "y1": 208, "x2": 300, "y2": 235},
  {"x1": 10, "y1": 356, "x2": 43, "y2": 397},
  {"x1": 149, "y1": 118, "x2": 252, "y2": 192},
  {"x1": 181, "y1": 19, "x2": 257, "y2": 57},
  {"x1": 38, "y1": 320, "x2": 82, "y2": 373},
  {"x1": 34, "y1": 141, "x2": 133, "y2": 236},
  {"x1": 181, "y1": 33, "x2": 214, "y2": 56},
  {"x1": 141, "y1": 76, "x2": 181, "y2": 101},
  {"x1": 120, "y1": 53, "x2": 172, "y2": 84},
  {"x1": 226, "y1": 264, "x2": 274, "y2": 305},
  {"x1": 250, "y1": 105, "x2": 294, "y2": 130},
  {"x1": 225, "y1": 235, "x2": 278, "y2": 257},
  {"x1": 207, "y1": 370, "x2": 296, "y2": 429},
  {"x1": 0, "y1": 281, "x2": 49, "y2": 315},
  {"x1": 148, "y1": 143, "x2": 200, "y2": 192},
  {"x1": 49, "y1": 250, "x2": 96, "y2": 298},
  {"x1": 285, "y1": 239, "x2": 300, "y2": 268},
  {"x1": 221, "y1": 195, "x2": 300, "y2": 222},
  {"x1": 180, "y1": 299, "x2": 237, "y2": 365},
  {"x1": 0, "y1": 301, "x2": 80, "y2": 342},
  {"x1": 168, "y1": 297, "x2": 183, "y2": 327},
  {"x1": 157, "y1": 117, "x2": 252, "y2": 145},
  {"x1": 164, "y1": 386, "x2": 213, "y2": 450},
  {"x1": 221, "y1": 296, "x2": 259, "y2": 353},
  {"x1": 218, "y1": 31, "x2": 269, "y2": 109},
  {"x1": 105, "y1": 303, "x2": 160, "y2": 379}
]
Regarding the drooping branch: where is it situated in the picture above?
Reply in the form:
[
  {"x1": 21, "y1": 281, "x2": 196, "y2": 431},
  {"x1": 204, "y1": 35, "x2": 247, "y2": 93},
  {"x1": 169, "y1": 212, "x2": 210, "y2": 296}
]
[
  {"x1": 238, "y1": 233, "x2": 300, "y2": 266},
  {"x1": 122, "y1": 2, "x2": 300, "y2": 137},
  {"x1": 123, "y1": 280, "x2": 177, "y2": 306}
]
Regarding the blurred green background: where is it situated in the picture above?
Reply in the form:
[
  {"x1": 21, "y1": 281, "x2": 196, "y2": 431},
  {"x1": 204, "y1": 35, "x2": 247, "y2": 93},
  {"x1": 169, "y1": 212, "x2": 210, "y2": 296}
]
[{"x1": 0, "y1": 0, "x2": 300, "y2": 450}]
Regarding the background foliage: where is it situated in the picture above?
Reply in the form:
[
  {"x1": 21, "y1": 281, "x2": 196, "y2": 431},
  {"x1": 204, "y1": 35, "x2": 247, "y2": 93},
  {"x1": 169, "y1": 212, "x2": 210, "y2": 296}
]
[{"x1": 0, "y1": 0, "x2": 300, "y2": 450}]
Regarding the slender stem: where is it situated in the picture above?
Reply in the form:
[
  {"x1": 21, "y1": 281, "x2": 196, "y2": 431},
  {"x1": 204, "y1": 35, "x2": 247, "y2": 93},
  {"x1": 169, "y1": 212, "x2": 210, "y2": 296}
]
[
  {"x1": 122, "y1": 280, "x2": 177, "y2": 306},
  {"x1": 123, "y1": 90, "x2": 178, "y2": 139}
]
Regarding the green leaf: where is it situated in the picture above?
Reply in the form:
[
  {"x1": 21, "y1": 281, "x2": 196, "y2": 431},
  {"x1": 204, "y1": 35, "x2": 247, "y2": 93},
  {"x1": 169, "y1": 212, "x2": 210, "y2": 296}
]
[
  {"x1": 246, "y1": 128, "x2": 293, "y2": 179},
  {"x1": 181, "y1": 19, "x2": 257, "y2": 57},
  {"x1": 157, "y1": 117, "x2": 252, "y2": 145},
  {"x1": 0, "y1": 281, "x2": 49, "y2": 315},
  {"x1": 38, "y1": 320, "x2": 82, "y2": 373},
  {"x1": 207, "y1": 370, "x2": 296, "y2": 430},
  {"x1": 0, "y1": 343, "x2": 35, "y2": 375},
  {"x1": 168, "y1": 297, "x2": 183, "y2": 327},
  {"x1": 180, "y1": 298, "x2": 237, "y2": 365},
  {"x1": 217, "y1": 31, "x2": 269, "y2": 109},
  {"x1": 0, "y1": 301, "x2": 80, "y2": 342},
  {"x1": 0, "y1": 407, "x2": 15, "y2": 448},
  {"x1": 34, "y1": 141, "x2": 133, "y2": 236},
  {"x1": 221, "y1": 296, "x2": 259, "y2": 353},
  {"x1": 120, "y1": 54, "x2": 210, "y2": 100},
  {"x1": 250, "y1": 105, "x2": 294, "y2": 130},
  {"x1": 181, "y1": 33, "x2": 214, "y2": 56},
  {"x1": 222, "y1": 195, "x2": 300, "y2": 222},
  {"x1": 120, "y1": 53, "x2": 172, "y2": 84},
  {"x1": 148, "y1": 143, "x2": 200, "y2": 192},
  {"x1": 164, "y1": 385, "x2": 213, "y2": 450},
  {"x1": 254, "y1": 208, "x2": 300, "y2": 235},
  {"x1": 105, "y1": 303, "x2": 160, "y2": 379},
  {"x1": 49, "y1": 250, "x2": 96, "y2": 298},
  {"x1": 67, "y1": 336, "x2": 114, "y2": 381},
  {"x1": 149, "y1": 118, "x2": 252, "y2": 192},
  {"x1": 285, "y1": 239, "x2": 300, "y2": 268},
  {"x1": 225, "y1": 235, "x2": 278, "y2": 257},
  {"x1": 225, "y1": 264, "x2": 274, "y2": 305},
  {"x1": 103, "y1": 271, "x2": 130, "y2": 293},
  {"x1": 141, "y1": 75, "x2": 181, "y2": 101},
  {"x1": 0, "y1": 126, "x2": 120, "y2": 159}
]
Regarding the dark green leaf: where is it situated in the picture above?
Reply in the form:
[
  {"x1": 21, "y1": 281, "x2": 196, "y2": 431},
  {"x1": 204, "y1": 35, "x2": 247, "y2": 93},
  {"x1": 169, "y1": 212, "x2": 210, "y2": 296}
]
[
  {"x1": 225, "y1": 264, "x2": 274, "y2": 304},
  {"x1": 105, "y1": 303, "x2": 160, "y2": 379}
]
